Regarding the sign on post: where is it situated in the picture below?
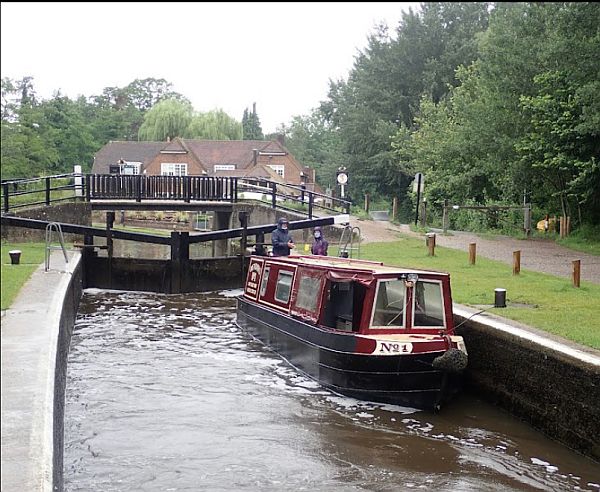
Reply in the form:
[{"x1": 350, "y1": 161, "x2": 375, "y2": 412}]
[
  {"x1": 337, "y1": 167, "x2": 348, "y2": 198},
  {"x1": 413, "y1": 172, "x2": 424, "y2": 225},
  {"x1": 413, "y1": 173, "x2": 424, "y2": 193}
]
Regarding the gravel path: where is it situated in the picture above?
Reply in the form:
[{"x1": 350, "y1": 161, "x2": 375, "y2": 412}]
[{"x1": 348, "y1": 217, "x2": 600, "y2": 285}]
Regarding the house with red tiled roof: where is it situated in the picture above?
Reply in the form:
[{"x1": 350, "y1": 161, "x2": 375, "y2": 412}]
[{"x1": 91, "y1": 137, "x2": 319, "y2": 191}]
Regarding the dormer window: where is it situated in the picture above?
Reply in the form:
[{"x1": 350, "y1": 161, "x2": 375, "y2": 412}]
[
  {"x1": 214, "y1": 164, "x2": 236, "y2": 172},
  {"x1": 268, "y1": 165, "x2": 285, "y2": 178}
]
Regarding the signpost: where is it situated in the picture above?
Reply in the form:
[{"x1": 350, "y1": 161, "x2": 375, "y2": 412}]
[{"x1": 337, "y1": 167, "x2": 348, "y2": 198}]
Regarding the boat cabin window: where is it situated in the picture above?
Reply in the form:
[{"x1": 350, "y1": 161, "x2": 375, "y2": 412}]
[
  {"x1": 413, "y1": 280, "x2": 445, "y2": 327},
  {"x1": 259, "y1": 267, "x2": 270, "y2": 298},
  {"x1": 296, "y1": 275, "x2": 321, "y2": 312},
  {"x1": 274, "y1": 271, "x2": 294, "y2": 303},
  {"x1": 371, "y1": 279, "x2": 406, "y2": 327}
]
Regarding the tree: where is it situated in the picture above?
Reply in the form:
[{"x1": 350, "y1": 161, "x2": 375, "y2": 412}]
[
  {"x1": 277, "y1": 109, "x2": 345, "y2": 189},
  {"x1": 186, "y1": 109, "x2": 242, "y2": 140},
  {"x1": 138, "y1": 98, "x2": 193, "y2": 141},
  {"x1": 242, "y1": 103, "x2": 263, "y2": 140}
]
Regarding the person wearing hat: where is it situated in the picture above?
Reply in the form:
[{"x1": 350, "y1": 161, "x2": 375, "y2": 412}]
[
  {"x1": 310, "y1": 226, "x2": 328, "y2": 256},
  {"x1": 271, "y1": 217, "x2": 295, "y2": 256}
]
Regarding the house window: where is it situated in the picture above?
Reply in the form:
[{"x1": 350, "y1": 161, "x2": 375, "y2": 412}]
[
  {"x1": 295, "y1": 275, "x2": 321, "y2": 312},
  {"x1": 214, "y1": 164, "x2": 235, "y2": 172},
  {"x1": 121, "y1": 161, "x2": 141, "y2": 175},
  {"x1": 161, "y1": 163, "x2": 188, "y2": 176},
  {"x1": 274, "y1": 271, "x2": 294, "y2": 303},
  {"x1": 268, "y1": 165, "x2": 285, "y2": 178}
]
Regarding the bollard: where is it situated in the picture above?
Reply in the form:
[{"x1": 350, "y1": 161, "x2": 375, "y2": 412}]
[
  {"x1": 572, "y1": 260, "x2": 580, "y2": 288},
  {"x1": 513, "y1": 250, "x2": 521, "y2": 275},
  {"x1": 426, "y1": 233, "x2": 436, "y2": 256},
  {"x1": 494, "y1": 288, "x2": 507, "y2": 308},
  {"x1": 9, "y1": 250, "x2": 22, "y2": 265},
  {"x1": 468, "y1": 243, "x2": 477, "y2": 265}
]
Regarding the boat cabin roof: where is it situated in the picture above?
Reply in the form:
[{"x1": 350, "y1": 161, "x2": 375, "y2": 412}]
[
  {"x1": 243, "y1": 254, "x2": 454, "y2": 335},
  {"x1": 262, "y1": 254, "x2": 448, "y2": 278}
]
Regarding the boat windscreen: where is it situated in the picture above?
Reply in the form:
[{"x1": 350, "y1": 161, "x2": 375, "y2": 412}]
[
  {"x1": 371, "y1": 279, "x2": 406, "y2": 328},
  {"x1": 413, "y1": 280, "x2": 445, "y2": 327}
]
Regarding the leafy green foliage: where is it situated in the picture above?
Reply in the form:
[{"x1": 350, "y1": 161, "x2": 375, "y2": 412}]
[
  {"x1": 242, "y1": 104, "x2": 263, "y2": 140},
  {"x1": 138, "y1": 98, "x2": 193, "y2": 141},
  {"x1": 187, "y1": 109, "x2": 242, "y2": 140}
]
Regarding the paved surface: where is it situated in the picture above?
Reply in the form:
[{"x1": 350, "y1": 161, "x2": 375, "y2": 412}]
[
  {"x1": 1, "y1": 251, "x2": 79, "y2": 492},
  {"x1": 349, "y1": 217, "x2": 600, "y2": 284}
]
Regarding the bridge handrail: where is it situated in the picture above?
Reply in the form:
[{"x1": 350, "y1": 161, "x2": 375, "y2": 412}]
[{"x1": 1, "y1": 173, "x2": 352, "y2": 217}]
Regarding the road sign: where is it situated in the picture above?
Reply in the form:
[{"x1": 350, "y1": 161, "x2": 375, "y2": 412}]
[{"x1": 413, "y1": 173, "x2": 424, "y2": 193}]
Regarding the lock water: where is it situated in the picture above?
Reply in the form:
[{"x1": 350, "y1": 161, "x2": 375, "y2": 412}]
[{"x1": 64, "y1": 289, "x2": 600, "y2": 491}]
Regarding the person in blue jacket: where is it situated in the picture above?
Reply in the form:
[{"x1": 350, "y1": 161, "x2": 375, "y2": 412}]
[{"x1": 271, "y1": 217, "x2": 295, "y2": 256}]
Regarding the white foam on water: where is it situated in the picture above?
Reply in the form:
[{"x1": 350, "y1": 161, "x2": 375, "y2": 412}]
[
  {"x1": 218, "y1": 288, "x2": 244, "y2": 297},
  {"x1": 531, "y1": 457, "x2": 559, "y2": 473}
]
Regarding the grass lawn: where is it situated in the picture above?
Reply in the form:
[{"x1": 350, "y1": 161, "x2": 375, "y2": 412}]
[
  {"x1": 352, "y1": 237, "x2": 600, "y2": 349},
  {"x1": 1, "y1": 242, "x2": 48, "y2": 310},
  {"x1": 2, "y1": 236, "x2": 599, "y2": 350}
]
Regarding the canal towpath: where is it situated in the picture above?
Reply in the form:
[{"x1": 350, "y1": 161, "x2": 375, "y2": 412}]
[{"x1": 348, "y1": 216, "x2": 600, "y2": 285}]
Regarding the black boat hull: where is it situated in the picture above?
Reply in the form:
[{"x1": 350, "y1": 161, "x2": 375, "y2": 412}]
[{"x1": 236, "y1": 297, "x2": 462, "y2": 411}]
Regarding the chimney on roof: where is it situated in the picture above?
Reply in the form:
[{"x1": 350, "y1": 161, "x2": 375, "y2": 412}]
[
  {"x1": 276, "y1": 134, "x2": 285, "y2": 146},
  {"x1": 253, "y1": 148, "x2": 258, "y2": 166}
]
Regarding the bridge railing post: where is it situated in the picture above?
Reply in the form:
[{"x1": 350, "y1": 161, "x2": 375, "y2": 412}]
[
  {"x1": 136, "y1": 175, "x2": 142, "y2": 202},
  {"x1": 45, "y1": 177, "x2": 51, "y2": 206},
  {"x1": 85, "y1": 174, "x2": 91, "y2": 201},
  {"x1": 308, "y1": 192, "x2": 314, "y2": 218},
  {"x1": 184, "y1": 176, "x2": 191, "y2": 203},
  {"x1": 3, "y1": 182, "x2": 9, "y2": 213},
  {"x1": 271, "y1": 182, "x2": 277, "y2": 209}
]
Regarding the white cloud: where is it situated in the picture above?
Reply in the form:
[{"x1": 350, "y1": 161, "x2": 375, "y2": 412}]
[{"x1": 1, "y1": 1, "x2": 419, "y2": 134}]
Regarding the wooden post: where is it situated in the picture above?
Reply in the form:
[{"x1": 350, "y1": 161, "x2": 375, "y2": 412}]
[
  {"x1": 420, "y1": 200, "x2": 427, "y2": 227},
  {"x1": 106, "y1": 212, "x2": 115, "y2": 289},
  {"x1": 171, "y1": 232, "x2": 181, "y2": 294},
  {"x1": 513, "y1": 250, "x2": 521, "y2": 275},
  {"x1": 566, "y1": 216, "x2": 571, "y2": 237},
  {"x1": 468, "y1": 243, "x2": 476, "y2": 265},
  {"x1": 572, "y1": 260, "x2": 580, "y2": 288},
  {"x1": 3, "y1": 182, "x2": 9, "y2": 213},
  {"x1": 559, "y1": 216, "x2": 564, "y2": 238},
  {"x1": 364, "y1": 193, "x2": 370, "y2": 213},
  {"x1": 45, "y1": 177, "x2": 51, "y2": 206},
  {"x1": 442, "y1": 199, "x2": 449, "y2": 233},
  {"x1": 392, "y1": 197, "x2": 398, "y2": 221},
  {"x1": 427, "y1": 233, "x2": 436, "y2": 257}
]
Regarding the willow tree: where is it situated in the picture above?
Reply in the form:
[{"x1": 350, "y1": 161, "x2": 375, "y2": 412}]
[
  {"x1": 186, "y1": 109, "x2": 242, "y2": 140},
  {"x1": 138, "y1": 98, "x2": 193, "y2": 141}
]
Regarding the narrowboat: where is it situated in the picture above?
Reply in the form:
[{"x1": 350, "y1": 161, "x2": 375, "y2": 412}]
[{"x1": 236, "y1": 255, "x2": 468, "y2": 411}]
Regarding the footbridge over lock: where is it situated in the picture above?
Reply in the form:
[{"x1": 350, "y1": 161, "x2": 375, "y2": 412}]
[{"x1": 2, "y1": 172, "x2": 352, "y2": 291}]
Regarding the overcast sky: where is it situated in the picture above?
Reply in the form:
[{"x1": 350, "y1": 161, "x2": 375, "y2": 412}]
[{"x1": 1, "y1": 2, "x2": 420, "y2": 134}]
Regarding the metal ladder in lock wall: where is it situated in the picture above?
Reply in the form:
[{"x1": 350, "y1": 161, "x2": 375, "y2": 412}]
[
  {"x1": 338, "y1": 225, "x2": 361, "y2": 258},
  {"x1": 45, "y1": 222, "x2": 69, "y2": 272}
]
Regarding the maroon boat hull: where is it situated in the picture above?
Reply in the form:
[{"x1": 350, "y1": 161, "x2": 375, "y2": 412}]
[{"x1": 237, "y1": 297, "x2": 462, "y2": 411}]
